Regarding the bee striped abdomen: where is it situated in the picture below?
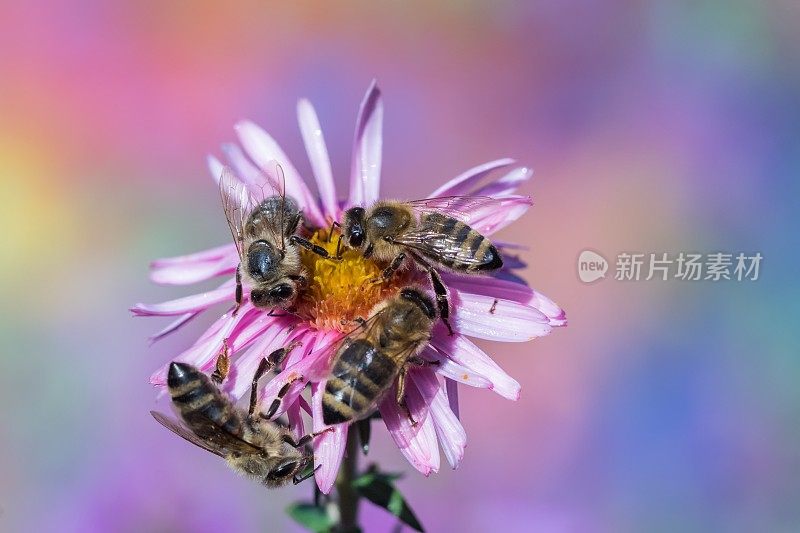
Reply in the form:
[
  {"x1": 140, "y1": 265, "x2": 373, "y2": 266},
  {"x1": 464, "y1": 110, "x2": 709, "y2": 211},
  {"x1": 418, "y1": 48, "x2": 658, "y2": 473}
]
[
  {"x1": 323, "y1": 339, "x2": 398, "y2": 425},
  {"x1": 168, "y1": 362, "x2": 243, "y2": 436},
  {"x1": 421, "y1": 213, "x2": 503, "y2": 272}
]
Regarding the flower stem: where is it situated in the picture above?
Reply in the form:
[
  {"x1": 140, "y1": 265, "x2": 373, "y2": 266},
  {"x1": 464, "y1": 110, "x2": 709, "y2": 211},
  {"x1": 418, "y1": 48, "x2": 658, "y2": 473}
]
[{"x1": 335, "y1": 429, "x2": 361, "y2": 532}]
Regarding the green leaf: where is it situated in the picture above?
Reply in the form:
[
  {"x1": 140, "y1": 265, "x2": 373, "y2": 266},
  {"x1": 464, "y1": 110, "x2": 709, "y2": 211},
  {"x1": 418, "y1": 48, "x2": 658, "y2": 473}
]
[
  {"x1": 353, "y1": 471, "x2": 424, "y2": 532},
  {"x1": 286, "y1": 502, "x2": 333, "y2": 533}
]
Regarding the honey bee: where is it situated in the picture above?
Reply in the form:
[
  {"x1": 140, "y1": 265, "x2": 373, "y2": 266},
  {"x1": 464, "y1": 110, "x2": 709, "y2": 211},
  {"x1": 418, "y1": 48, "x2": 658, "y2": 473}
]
[
  {"x1": 220, "y1": 166, "x2": 335, "y2": 313},
  {"x1": 151, "y1": 349, "x2": 327, "y2": 487},
  {"x1": 322, "y1": 287, "x2": 437, "y2": 426},
  {"x1": 340, "y1": 197, "x2": 504, "y2": 334}
]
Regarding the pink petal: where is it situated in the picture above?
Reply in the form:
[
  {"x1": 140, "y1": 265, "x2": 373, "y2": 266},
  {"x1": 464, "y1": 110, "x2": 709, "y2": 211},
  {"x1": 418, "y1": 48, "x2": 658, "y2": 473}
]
[
  {"x1": 226, "y1": 311, "x2": 295, "y2": 357},
  {"x1": 298, "y1": 395, "x2": 313, "y2": 416},
  {"x1": 445, "y1": 378, "x2": 460, "y2": 419},
  {"x1": 443, "y1": 275, "x2": 567, "y2": 327},
  {"x1": 420, "y1": 347, "x2": 492, "y2": 389},
  {"x1": 286, "y1": 399, "x2": 306, "y2": 442},
  {"x1": 148, "y1": 311, "x2": 200, "y2": 344},
  {"x1": 406, "y1": 415, "x2": 440, "y2": 475},
  {"x1": 281, "y1": 329, "x2": 342, "y2": 381},
  {"x1": 431, "y1": 333, "x2": 521, "y2": 400},
  {"x1": 150, "y1": 307, "x2": 252, "y2": 386},
  {"x1": 221, "y1": 334, "x2": 280, "y2": 400},
  {"x1": 221, "y1": 142, "x2": 263, "y2": 187},
  {"x1": 131, "y1": 282, "x2": 235, "y2": 317},
  {"x1": 222, "y1": 317, "x2": 299, "y2": 399},
  {"x1": 379, "y1": 381, "x2": 440, "y2": 475},
  {"x1": 150, "y1": 261, "x2": 236, "y2": 286},
  {"x1": 150, "y1": 243, "x2": 234, "y2": 267},
  {"x1": 411, "y1": 369, "x2": 466, "y2": 469},
  {"x1": 378, "y1": 378, "x2": 439, "y2": 476},
  {"x1": 428, "y1": 158, "x2": 515, "y2": 198},
  {"x1": 311, "y1": 382, "x2": 347, "y2": 494},
  {"x1": 235, "y1": 120, "x2": 325, "y2": 226},
  {"x1": 472, "y1": 166, "x2": 532, "y2": 197},
  {"x1": 149, "y1": 245, "x2": 239, "y2": 286},
  {"x1": 377, "y1": 382, "x2": 423, "y2": 449},
  {"x1": 492, "y1": 239, "x2": 528, "y2": 251},
  {"x1": 297, "y1": 98, "x2": 339, "y2": 221},
  {"x1": 348, "y1": 80, "x2": 383, "y2": 207},
  {"x1": 449, "y1": 286, "x2": 553, "y2": 342},
  {"x1": 469, "y1": 195, "x2": 532, "y2": 235},
  {"x1": 207, "y1": 154, "x2": 224, "y2": 184}
]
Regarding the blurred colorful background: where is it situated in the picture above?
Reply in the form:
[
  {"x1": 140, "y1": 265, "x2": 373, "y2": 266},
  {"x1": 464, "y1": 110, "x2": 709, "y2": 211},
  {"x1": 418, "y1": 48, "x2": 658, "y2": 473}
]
[{"x1": 1, "y1": 2, "x2": 798, "y2": 532}]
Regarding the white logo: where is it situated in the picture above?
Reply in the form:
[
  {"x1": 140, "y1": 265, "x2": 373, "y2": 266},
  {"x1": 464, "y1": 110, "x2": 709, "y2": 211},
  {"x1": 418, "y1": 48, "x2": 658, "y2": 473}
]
[{"x1": 578, "y1": 250, "x2": 608, "y2": 283}]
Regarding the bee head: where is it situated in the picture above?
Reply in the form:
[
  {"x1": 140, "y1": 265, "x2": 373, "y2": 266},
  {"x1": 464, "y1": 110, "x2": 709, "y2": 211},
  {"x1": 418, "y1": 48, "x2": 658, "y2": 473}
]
[
  {"x1": 266, "y1": 460, "x2": 300, "y2": 484},
  {"x1": 264, "y1": 453, "x2": 311, "y2": 487},
  {"x1": 250, "y1": 283, "x2": 295, "y2": 308},
  {"x1": 343, "y1": 207, "x2": 366, "y2": 248}
]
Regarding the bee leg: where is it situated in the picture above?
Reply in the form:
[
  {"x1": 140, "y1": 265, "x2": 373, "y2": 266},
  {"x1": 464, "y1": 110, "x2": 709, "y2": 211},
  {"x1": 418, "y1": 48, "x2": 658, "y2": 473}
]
[
  {"x1": 211, "y1": 339, "x2": 231, "y2": 384},
  {"x1": 265, "y1": 375, "x2": 304, "y2": 419},
  {"x1": 370, "y1": 252, "x2": 406, "y2": 284},
  {"x1": 401, "y1": 402, "x2": 417, "y2": 427},
  {"x1": 408, "y1": 355, "x2": 440, "y2": 368},
  {"x1": 326, "y1": 220, "x2": 340, "y2": 242},
  {"x1": 356, "y1": 417, "x2": 372, "y2": 455},
  {"x1": 427, "y1": 267, "x2": 454, "y2": 336},
  {"x1": 363, "y1": 242, "x2": 375, "y2": 259},
  {"x1": 233, "y1": 264, "x2": 243, "y2": 316},
  {"x1": 335, "y1": 234, "x2": 343, "y2": 259},
  {"x1": 407, "y1": 252, "x2": 453, "y2": 334},
  {"x1": 395, "y1": 368, "x2": 417, "y2": 427},
  {"x1": 282, "y1": 427, "x2": 335, "y2": 448},
  {"x1": 290, "y1": 235, "x2": 341, "y2": 262},
  {"x1": 395, "y1": 370, "x2": 407, "y2": 404},
  {"x1": 267, "y1": 340, "x2": 301, "y2": 369},
  {"x1": 248, "y1": 357, "x2": 271, "y2": 416},
  {"x1": 250, "y1": 342, "x2": 302, "y2": 416},
  {"x1": 293, "y1": 462, "x2": 322, "y2": 485}
]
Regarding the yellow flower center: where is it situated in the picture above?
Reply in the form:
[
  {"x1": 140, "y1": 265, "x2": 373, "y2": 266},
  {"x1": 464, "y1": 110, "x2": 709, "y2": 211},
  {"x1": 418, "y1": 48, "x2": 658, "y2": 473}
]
[{"x1": 296, "y1": 228, "x2": 406, "y2": 332}]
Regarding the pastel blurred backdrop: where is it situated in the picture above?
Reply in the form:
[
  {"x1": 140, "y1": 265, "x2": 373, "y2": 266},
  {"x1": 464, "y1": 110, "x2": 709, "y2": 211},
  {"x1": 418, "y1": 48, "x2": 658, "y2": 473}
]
[{"x1": 1, "y1": 2, "x2": 798, "y2": 532}]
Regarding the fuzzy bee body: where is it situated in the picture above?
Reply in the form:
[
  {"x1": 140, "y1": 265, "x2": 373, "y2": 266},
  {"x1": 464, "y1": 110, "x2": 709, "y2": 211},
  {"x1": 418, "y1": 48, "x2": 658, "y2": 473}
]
[
  {"x1": 341, "y1": 197, "x2": 505, "y2": 334},
  {"x1": 322, "y1": 287, "x2": 437, "y2": 426},
  {"x1": 220, "y1": 168, "x2": 307, "y2": 310},
  {"x1": 342, "y1": 200, "x2": 503, "y2": 274},
  {"x1": 152, "y1": 362, "x2": 313, "y2": 488}
]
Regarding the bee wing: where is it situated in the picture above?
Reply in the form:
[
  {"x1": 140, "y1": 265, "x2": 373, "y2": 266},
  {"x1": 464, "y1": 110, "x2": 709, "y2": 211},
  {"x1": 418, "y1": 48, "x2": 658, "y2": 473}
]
[
  {"x1": 391, "y1": 217, "x2": 493, "y2": 267},
  {"x1": 151, "y1": 410, "x2": 225, "y2": 457},
  {"x1": 224, "y1": 163, "x2": 297, "y2": 256},
  {"x1": 219, "y1": 167, "x2": 257, "y2": 259},
  {"x1": 263, "y1": 162, "x2": 292, "y2": 253},
  {"x1": 406, "y1": 195, "x2": 505, "y2": 225},
  {"x1": 150, "y1": 410, "x2": 263, "y2": 456},
  {"x1": 342, "y1": 306, "x2": 389, "y2": 341}
]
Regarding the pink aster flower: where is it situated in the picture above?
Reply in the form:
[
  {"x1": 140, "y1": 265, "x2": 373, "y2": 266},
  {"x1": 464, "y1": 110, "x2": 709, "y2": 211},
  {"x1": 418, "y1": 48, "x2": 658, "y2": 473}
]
[{"x1": 133, "y1": 81, "x2": 566, "y2": 494}]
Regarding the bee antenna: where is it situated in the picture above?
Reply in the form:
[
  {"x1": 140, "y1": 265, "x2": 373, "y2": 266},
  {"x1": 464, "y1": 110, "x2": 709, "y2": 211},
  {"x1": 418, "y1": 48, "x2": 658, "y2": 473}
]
[{"x1": 275, "y1": 163, "x2": 287, "y2": 251}]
